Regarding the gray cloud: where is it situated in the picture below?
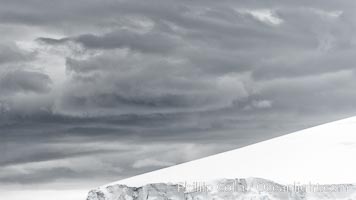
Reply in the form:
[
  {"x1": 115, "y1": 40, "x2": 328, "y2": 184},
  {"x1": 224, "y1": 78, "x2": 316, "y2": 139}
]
[
  {"x1": 0, "y1": 143, "x2": 117, "y2": 167},
  {"x1": 37, "y1": 29, "x2": 179, "y2": 54},
  {"x1": 0, "y1": 167, "x2": 81, "y2": 184},
  {"x1": 54, "y1": 51, "x2": 251, "y2": 116},
  {"x1": 0, "y1": 43, "x2": 36, "y2": 64},
  {"x1": 1, "y1": 0, "x2": 356, "y2": 191},
  {"x1": 0, "y1": 70, "x2": 52, "y2": 95}
]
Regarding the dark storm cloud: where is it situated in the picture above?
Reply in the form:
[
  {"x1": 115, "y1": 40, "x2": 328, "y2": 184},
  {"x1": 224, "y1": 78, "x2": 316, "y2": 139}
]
[
  {"x1": 1, "y1": 0, "x2": 356, "y2": 189},
  {"x1": 35, "y1": 37, "x2": 70, "y2": 46}
]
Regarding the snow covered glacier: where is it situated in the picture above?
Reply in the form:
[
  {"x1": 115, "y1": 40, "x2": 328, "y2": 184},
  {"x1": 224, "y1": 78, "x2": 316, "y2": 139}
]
[{"x1": 87, "y1": 116, "x2": 356, "y2": 200}]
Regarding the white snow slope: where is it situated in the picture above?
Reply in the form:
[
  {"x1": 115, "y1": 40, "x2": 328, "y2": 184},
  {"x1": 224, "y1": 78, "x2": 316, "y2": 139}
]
[{"x1": 105, "y1": 116, "x2": 356, "y2": 187}]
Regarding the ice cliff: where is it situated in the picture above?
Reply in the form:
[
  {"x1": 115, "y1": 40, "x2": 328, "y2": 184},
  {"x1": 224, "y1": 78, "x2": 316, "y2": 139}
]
[{"x1": 87, "y1": 178, "x2": 356, "y2": 200}]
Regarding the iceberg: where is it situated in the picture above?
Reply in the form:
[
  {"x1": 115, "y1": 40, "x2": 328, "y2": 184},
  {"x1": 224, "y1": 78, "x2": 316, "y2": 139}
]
[{"x1": 87, "y1": 116, "x2": 356, "y2": 199}]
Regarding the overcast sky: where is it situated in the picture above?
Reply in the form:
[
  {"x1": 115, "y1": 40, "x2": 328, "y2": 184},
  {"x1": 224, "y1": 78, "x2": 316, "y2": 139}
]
[{"x1": 1, "y1": 0, "x2": 356, "y2": 198}]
